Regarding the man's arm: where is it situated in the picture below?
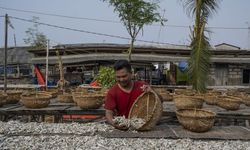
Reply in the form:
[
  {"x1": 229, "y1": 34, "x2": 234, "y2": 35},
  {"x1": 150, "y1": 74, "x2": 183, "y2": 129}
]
[{"x1": 105, "y1": 109, "x2": 116, "y2": 126}]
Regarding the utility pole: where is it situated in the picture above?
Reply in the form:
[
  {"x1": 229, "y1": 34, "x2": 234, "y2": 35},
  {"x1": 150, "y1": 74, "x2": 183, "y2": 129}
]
[
  {"x1": 13, "y1": 33, "x2": 17, "y2": 47},
  {"x1": 247, "y1": 22, "x2": 250, "y2": 50},
  {"x1": 4, "y1": 14, "x2": 8, "y2": 93},
  {"x1": 157, "y1": 9, "x2": 166, "y2": 43},
  {"x1": 45, "y1": 40, "x2": 49, "y2": 90}
]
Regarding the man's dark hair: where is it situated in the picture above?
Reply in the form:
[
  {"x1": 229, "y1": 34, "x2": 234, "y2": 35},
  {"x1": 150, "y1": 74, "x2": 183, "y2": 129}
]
[{"x1": 114, "y1": 60, "x2": 132, "y2": 73}]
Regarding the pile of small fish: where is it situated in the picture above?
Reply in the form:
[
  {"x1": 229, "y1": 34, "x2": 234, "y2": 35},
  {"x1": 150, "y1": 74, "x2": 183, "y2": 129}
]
[
  {"x1": 0, "y1": 120, "x2": 113, "y2": 135},
  {"x1": 113, "y1": 116, "x2": 145, "y2": 130},
  {"x1": 0, "y1": 121, "x2": 250, "y2": 150}
]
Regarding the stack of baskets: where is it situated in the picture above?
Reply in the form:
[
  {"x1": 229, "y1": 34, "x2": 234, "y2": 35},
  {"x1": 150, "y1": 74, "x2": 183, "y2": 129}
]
[
  {"x1": 20, "y1": 93, "x2": 52, "y2": 109},
  {"x1": 176, "y1": 109, "x2": 216, "y2": 132},
  {"x1": 128, "y1": 91, "x2": 162, "y2": 131},
  {"x1": 174, "y1": 91, "x2": 216, "y2": 132},
  {"x1": 72, "y1": 92, "x2": 104, "y2": 109}
]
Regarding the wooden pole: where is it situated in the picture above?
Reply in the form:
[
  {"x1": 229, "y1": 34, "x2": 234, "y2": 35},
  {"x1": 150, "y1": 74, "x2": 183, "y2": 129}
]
[
  {"x1": 45, "y1": 40, "x2": 49, "y2": 90},
  {"x1": 4, "y1": 14, "x2": 8, "y2": 93}
]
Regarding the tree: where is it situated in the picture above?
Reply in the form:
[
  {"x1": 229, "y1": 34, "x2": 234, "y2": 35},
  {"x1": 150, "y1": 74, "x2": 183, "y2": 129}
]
[
  {"x1": 23, "y1": 17, "x2": 47, "y2": 49},
  {"x1": 103, "y1": 0, "x2": 165, "y2": 61},
  {"x1": 96, "y1": 66, "x2": 116, "y2": 88},
  {"x1": 182, "y1": 0, "x2": 220, "y2": 92}
]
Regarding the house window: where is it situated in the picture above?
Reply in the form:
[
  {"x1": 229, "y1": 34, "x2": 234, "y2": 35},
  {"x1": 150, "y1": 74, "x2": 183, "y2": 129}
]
[{"x1": 243, "y1": 69, "x2": 250, "y2": 84}]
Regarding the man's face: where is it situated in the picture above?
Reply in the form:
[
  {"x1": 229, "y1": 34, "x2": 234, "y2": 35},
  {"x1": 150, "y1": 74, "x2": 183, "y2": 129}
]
[{"x1": 115, "y1": 68, "x2": 132, "y2": 88}]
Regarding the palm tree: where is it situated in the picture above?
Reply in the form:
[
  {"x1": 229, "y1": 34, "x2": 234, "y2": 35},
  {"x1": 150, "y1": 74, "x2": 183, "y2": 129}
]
[{"x1": 182, "y1": 0, "x2": 220, "y2": 92}]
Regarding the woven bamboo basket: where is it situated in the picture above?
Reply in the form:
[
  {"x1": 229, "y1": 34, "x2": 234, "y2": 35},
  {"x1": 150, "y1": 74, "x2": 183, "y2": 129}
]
[
  {"x1": 58, "y1": 93, "x2": 73, "y2": 103},
  {"x1": 174, "y1": 89, "x2": 195, "y2": 96},
  {"x1": 204, "y1": 94, "x2": 218, "y2": 105},
  {"x1": 158, "y1": 91, "x2": 173, "y2": 101},
  {"x1": 72, "y1": 92, "x2": 86, "y2": 103},
  {"x1": 39, "y1": 90, "x2": 58, "y2": 98},
  {"x1": 5, "y1": 90, "x2": 23, "y2": 104},
  {"x1": 207, "y1": 90, "x2": 222, "y2": 96},
  {"x1": 153, "y1": 87, "x2": 166, "y2": 93},
  {"x1": 217, "y1": 96, "x2": 241, "y2": 110},
  {"x1": 225, "y1": 90, "x2": 238, "y2": 96},
  {"x1": 128, "y1": 91, "x2": 162, "y2": 131},
  {"x1": 0, "y1": 93, "x2": 7, "y2": 107},
  {"x1": 73, "y1": 93, "x2": 104, "y2": 109},
  {"x1": 242, "y1": 95, "x2": 250, "y2": 106},
  {"x1": 74, "y1": 87, "x2": 89, "y2": 93},
  {"x1": 174, "y1": 95, "x2": 203, "y2": 110},
  {"x1": 21, "y1": 93, "x2": 52, "y2": 108},
  {"x1": 176, "y1": 109, "x2": 216, "y2": 132}
]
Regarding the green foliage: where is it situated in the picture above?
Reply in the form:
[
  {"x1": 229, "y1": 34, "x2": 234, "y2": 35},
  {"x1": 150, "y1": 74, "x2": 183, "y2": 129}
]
[
  {"x1": 103, "y1": 0, "x2": 166, "y2": 61},
  {"x1": 182, "y1": 0, "x2": 220, "y2": 92},
  {"x1": 23, "y1": 17, "x2": 47, "y2": 49},
  {"x1": 96, "y1": 66, "x2": 116, "y2": 88}
]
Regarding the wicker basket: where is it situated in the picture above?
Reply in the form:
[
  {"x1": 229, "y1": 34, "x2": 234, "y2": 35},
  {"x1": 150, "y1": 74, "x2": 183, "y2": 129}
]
[
  {"x1": 5, "y1": 90, "x2": 23, "y2": 104},
  {"x1": 0, "y1": 93, "x2": 7, "y2": 107},
  {"x1": 74, "y1": 87, "x2": 89, "y2": 93},
  {"x1": 153, "y1": 87, "x2": 166, "y2": 93},
  {"x1": 72, "y1": 92, "x2": 86, "y2": 103},
  {"x1": 158, "y1": 91, "x2": 173, "y2": 101},
  {"x1": 217, "y1": 96, "x2": 241, "y2": 110},
  {"x1": 174, "y1": 89, "x2": 195, "y2": 96},
  {"x1": 204, "y1": 94, "x2": 218, "y2": 105},
  {"x1": 207, "y1": 90, "x2": 222, "y2": 96},
  {"x1": 176, "y1": 109, "x2": 216, "y2": 132},
  {"x1": 58, "y1": 93, "x2": 73, "y2": 103},
  {"x1": 242, "y1": 95, "x2": 250, "y2": 106},
  {"x1": 39, "y1": 91, "x2": 58, "y2": 98},
  {"x1": 73, "y1": 93, "x2": 104, "y2": 109},
  {"x1": 21, "y1": 93, "x2": 52, "y2": 108},
  {"x1": 174, "y1": 95, "x2": 203, "y2": 110},
  {"x1": 128, "y1": 91, "x2": 162, "y2": 131}
]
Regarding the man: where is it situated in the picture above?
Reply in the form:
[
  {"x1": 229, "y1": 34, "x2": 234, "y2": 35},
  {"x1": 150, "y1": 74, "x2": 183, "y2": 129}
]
[{"x1": 104, "y1": 60, "x2": 152, "y2": 130}]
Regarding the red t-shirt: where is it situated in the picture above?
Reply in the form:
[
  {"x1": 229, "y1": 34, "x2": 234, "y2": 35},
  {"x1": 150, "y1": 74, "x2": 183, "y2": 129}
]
[{"x1": 104, "y1": 81, "x2": 146, "y2": 118}]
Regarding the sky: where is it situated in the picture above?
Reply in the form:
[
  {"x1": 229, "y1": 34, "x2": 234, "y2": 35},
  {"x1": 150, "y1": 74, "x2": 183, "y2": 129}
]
[{"x1": 0, "y1": 0, "x2": 250, "y2": 49}]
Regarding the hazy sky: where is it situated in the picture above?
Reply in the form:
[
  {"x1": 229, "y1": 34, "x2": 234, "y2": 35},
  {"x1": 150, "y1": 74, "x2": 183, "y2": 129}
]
[{"x1": 0, "y1": 0, "x2": 250, "y2": 49}]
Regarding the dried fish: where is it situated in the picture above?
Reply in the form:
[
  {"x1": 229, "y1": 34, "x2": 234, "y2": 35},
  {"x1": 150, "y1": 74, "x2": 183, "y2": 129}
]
[
  {"x1": 113, "y1": 116, "x2": 146, "y2": 130},
  {"x1": 0, "y1": 121, "x2": 250, "y2": 150}
]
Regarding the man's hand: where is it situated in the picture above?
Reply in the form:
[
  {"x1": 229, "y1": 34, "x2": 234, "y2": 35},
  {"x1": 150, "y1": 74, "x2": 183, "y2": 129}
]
[
  {"x1": 106, "y1": 110, "x2": 129, "y2": 131},
  {"x1": 140, "y1": 84, "x2": 153, "y2": 92}
]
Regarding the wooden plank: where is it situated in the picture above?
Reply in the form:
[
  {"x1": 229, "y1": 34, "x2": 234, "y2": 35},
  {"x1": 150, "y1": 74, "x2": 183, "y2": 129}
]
[
  {"x1": 64, "y1": 106, "x2": 105, "y2": 115},
  {"x1": 0, "y1": 100, "x2": 249, "y2": 120},
  {"x1": 49, "y1": 102, "x2": 76, "y2": 106},
  {"x1": 0, "y1": 104, "x2": 22, "y2": 111},
  {"x1": 171, "y1": 125, "x2": 250, "y2": 140},
  {"x1": 101, "y1": 125, "x2": 250, "y2": 140},
  {"x1": 4, "y1": 105, "x2": 71, "y2": 115}
]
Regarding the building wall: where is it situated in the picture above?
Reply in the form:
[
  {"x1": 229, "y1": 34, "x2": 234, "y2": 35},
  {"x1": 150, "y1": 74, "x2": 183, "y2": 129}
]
[
  {"x1": 208, "y1": 63, "x2": 248, "y2": 86},
  {"x1": 227, "y1": 64, "x2": 243, "y2": 85}
]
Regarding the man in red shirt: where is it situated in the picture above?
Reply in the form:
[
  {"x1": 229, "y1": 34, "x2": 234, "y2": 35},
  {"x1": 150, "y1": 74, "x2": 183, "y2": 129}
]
[{"x1": 104, "y1": 60, "x2": 152, "y2": 130}]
